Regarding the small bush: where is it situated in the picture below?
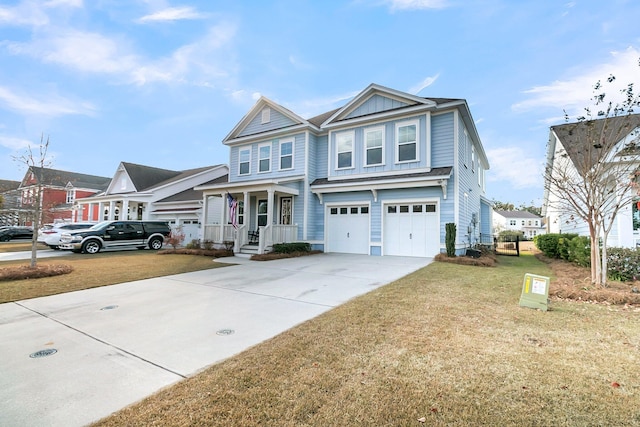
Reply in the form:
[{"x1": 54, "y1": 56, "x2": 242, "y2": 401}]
[
  {"x1": 185, "y1": 239, "x2": 201, "y2": 249},
  {"x1": 166, "y1": 227, "x2": 185, "y2": 249},
  {"x1": 202, "y1": 240, "x2": 214, "y2": 250},
  {"x1": 567, "y1": 236, "x2": 590, "y2": 267},
  {"x1": 535, "y1": 233, "x2": 578, "y2": 259},
  {"x1": 445, "y1": 223, "x2": 456, "y2": 257},
  {"x1": 272, "y1": 242, "x2": 311, "y2": 254},
  {"x1": 607, "y1": 247, "x2": 640, "y2": 282}
]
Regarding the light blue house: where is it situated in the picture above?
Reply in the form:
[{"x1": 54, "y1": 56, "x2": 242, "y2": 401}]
[{"x1": 197, "y1": 83, "x2": 491, "y2": 257}]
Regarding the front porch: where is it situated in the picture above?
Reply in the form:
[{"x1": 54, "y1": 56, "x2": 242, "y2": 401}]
[{"x1": 198, "y1": 180, "x2": 302, "y2": 255}]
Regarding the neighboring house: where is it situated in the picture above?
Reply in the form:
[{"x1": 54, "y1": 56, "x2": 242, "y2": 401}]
[
  {"x1": 543, "y1": 114, "x2": 640, "y2": 248},
  {"x1": 0, "y1": 179, "x2": 21, "y2": 226},
  {"x1": 196, "y1": 83, "x2": 491, "y2": 256},
  {"x1": 16, "y1": 167, "x2": 111, "y2": 226},
  {"x1": 493, "y1": 210, "x2": 545, "y2": 239},
  {"x1": 73, "y1": 162, "x2": 228, "y2": 242}
]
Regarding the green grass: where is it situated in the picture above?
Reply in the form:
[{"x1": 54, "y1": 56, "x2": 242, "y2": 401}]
[
  {"x1": 94, "y1": 254, "x2": 640, "y2": 426},
  {"x1": 0, "y1": 250, "x2": 228, "y2": 303}
]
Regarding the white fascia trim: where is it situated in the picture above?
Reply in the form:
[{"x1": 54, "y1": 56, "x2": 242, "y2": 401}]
[
  {"x1": 147, "y1": 165, "x2": 228, "y2": 192},
  {"x1": 195, "y1": 175, "x2": 305, "y2": 192},
  {"x1": 311, "y1": 176, "x2": 450, "y2": 198},
  {"x1": 326, "y1": 167, "x2": 431, "y2": 181}
]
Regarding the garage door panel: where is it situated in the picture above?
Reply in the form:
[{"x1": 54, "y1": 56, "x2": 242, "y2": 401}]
[
  {"x1": 327, "y1": 205, "x2": 369, "y2": 255},
  {"x1": 384, "y1": 203, "x2": 438, "y2": 257}
]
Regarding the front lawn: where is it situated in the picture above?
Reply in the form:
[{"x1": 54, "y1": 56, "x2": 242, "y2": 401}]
[{"x1": 94, "y1": 254, "x2": 640, "y2": 426}]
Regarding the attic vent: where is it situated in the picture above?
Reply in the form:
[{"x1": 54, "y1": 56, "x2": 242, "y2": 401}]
[{"x1": 261, "y1": 107, "x2": 270, "y2": 124}]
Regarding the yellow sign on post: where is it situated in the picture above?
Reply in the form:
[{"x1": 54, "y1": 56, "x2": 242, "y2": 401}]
[{"x1": 519, "y1": 273, "x2": 550, "y2": 311}]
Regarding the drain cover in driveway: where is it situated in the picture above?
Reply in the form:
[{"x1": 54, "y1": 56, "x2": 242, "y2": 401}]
[
  {"x1": 216, "y1": 329, "x2": 235, "y2": 336},
  {"x1": 30, "y1": 349, "x2": 57, "y2": 358}
]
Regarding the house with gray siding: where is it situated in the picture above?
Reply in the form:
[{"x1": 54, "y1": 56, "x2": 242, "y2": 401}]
[{"x1": 197, "y1": 83, "x2": 491, "y2": 256}]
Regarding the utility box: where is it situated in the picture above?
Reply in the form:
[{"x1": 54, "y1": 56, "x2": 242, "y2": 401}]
[{"x1": 519, "y1": 273, "x2": 550, "y2": 311}]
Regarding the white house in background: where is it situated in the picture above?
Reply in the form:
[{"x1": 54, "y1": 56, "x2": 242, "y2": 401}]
[
  {"x1": 196, "y1": 83, "x2": 492, "y2": 256},
  {"x1": 543, "y1": 114, "x2": 640, "y2": 248},
  {"x1": 74, "y1": 162, "x2": 228, "y2": 242},
  {"x1": 493, "y1": 210, "x2": 545, "y2": 239}
]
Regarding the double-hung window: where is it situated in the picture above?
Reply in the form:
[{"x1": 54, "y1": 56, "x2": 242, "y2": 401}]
[
  {"x1": 396, "y1": 120, "x2": 418, "y2": 163},
  {"x1": 336, "y1": 131, "x2": 354, "y2": 169},
  {"x1": 259, "y1": 144, "x2": 271, "y2": 173},
  {"x1": 364, "y1": 126, "x2": 384, "y2": 166},
  {"x1": 279, "y1": 139, "x2": 293, "y2": 170},
  {"x1": 66, "y1": 189, "x2": 75, "y2": 204},
  {"x1": 239, "y1": 148, "x2": 251, "y2": 175}
]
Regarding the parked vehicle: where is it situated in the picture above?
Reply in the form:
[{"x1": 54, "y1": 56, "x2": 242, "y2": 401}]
[
  {"x1": 38, "y1": 222, "x2": 95, "y2": 249},
  {"x1": 58, "y1": 220, "x2": 171, "y2": 254},
  {"x1": 0, "y1": 226, "x2": 34, "y2": 241}
]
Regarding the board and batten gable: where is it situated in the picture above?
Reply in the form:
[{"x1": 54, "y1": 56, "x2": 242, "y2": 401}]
[
  {"x1": 237, "y1": 106, "x2": 299, "y2": 138},
  {"x1": 430, "y1": 111, "x2": 455, "y2": 167},
  {"x1": 344, "y1": 94, "x2": 411, "y2": 119}
]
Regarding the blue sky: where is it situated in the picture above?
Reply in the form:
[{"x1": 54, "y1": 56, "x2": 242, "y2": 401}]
[{"x1": 1, "y1": 0, "x2": 639, "y2": 207}]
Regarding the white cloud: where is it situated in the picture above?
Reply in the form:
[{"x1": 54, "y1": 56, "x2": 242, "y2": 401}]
[
  {"x1": 485, "y1": 146, "x2": 543, "y2": 189},
  {"x1": 512, "y1": 47, "x2": 640, "y2": 117},
  {"x1": 4, "y1": 21, "x2": 238, "y2": 87},
  {"x1": 0, "y1": 85, "x2": 95, "y2": 117},
  {"x1": 409, "y1": 73, "x2": 440, "y2": 94},
  {"x1": 44, "y1": 0, "x2": 83, "y2": 8},
  {"x1": 0, "y1": 2, "x2": 49, "y2": 27},
  {"x1": 385, "y1": 0, "x2": 450, "y2": 11},
  {"x1": 137, "y1": 6, "x2": 207, "y2": 23},
  {"x1": 0, "y1": 135, "x2": 33, "y2": 151}
]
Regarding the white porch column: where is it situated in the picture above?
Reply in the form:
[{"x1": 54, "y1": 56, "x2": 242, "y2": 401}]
[
  {"x1": 243, "y1": 191, "x2": 249, "y2": 227},
  {"x1": 108, "y1": 201, "x2": 115, "y2": 220},
  {"x1": 220, "y1": 192, "x2": 226, "y2": 226},
  {"x1": 267, "y1": 189, "x2": 275, "y2": 226},
  {"x1": 122, "y1": 199, "x2": 130, "y2": 220}
]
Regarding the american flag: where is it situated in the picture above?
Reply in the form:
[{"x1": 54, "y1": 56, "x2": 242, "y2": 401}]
[{"x1": 227, "y1": 193, "x2": 238, "y2": 229}]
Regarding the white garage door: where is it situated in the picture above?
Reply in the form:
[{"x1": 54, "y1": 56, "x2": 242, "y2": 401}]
[
  {"x1": 326, "y1": 205, "x2": 369, "y2": 254},
  {"x1": 384, "y1": 202, "x2": 439, "y2": 257}
]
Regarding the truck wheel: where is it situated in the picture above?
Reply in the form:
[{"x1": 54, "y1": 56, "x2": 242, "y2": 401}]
[
  {"x1": 0, "y1": 236, "x2": 9, "y2": 242},
  {"x1": 82, "y1": 240, "x2": 101, "y2": 254},
  {"x1": 148, "y1": 237, "x2": 163, "y2": 250}
]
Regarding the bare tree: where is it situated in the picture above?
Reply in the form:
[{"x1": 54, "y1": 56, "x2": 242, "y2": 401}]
[
  {"x1": 13, "y1": 135, "x2": 52, "y2": 267},
  {"x1": 545, "y1": 72, "x2": 640, "y2": 287}
]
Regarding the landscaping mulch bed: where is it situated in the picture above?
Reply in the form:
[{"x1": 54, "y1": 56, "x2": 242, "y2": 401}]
[
  {"x1": 158, "y1": 248, "x2": 233, "y2": 257},
  {"x1": 0, "y1": 264, "x2": 73, "y2": 281},
  {"x1": 535, "y1": 253, "x2": 640, "y2": 306},
  {"x1": 434, "y1": 251, "x2": 497, "y2": 267}
]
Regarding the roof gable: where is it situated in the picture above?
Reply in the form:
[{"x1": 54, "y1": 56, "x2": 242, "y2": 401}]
[
  {"x1": 323, "y1": 83, "x2": 435, "y2": 126},
  {"x1": 224, "y1": 97, "x2": 311, "y2": 143}
]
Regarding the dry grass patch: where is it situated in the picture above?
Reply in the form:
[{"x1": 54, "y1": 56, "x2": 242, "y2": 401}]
[
  {"x1": 0, "y1": 251, "x2": 227, "y2": 303},
  {"x1": 94, "y1": 254, "x2": 640, "y2": 426}
]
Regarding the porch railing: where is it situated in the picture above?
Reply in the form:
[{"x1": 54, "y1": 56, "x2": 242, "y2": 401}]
[{"x1": 203, "y1": 223, "x2": 298, "y2": 254}]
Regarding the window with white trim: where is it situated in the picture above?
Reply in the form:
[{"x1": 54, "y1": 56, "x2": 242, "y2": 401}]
[
  {"x1": 66, "y1": 189, "x2": 75, "y2": 204},
  {"x1": 471, "y1": 143, "x2": 476, "y2": 172},
  {"x1": 396, "y1": 120, "x2": 418, "y2": 163},
  {"x1": 364, "y1": 126, "x2": 384, "y2": 166},
  {"x1": 336, "y1": 131, "x2": 354, "y2": 169},
  {"x1": 279, "y1": 139, "x2": 293, "y2": 170},
  {"x1": 239, "y1": 148, "x2": 251, "y2": 175},
  {"x1": 259, "y1": 144, "x2": 271, "y2": 173}
]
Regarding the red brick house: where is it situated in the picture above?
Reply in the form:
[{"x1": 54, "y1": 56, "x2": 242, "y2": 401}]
[{"x1": 18, "y1": 166, "x2": 111, "y2": 226}]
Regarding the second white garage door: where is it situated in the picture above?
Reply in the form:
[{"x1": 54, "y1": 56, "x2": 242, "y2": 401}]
[
  {"x1": 384, "y1": 202, "x2": 439, "y2": 257},
  {"x1": 326, "y1": 205, "x2": 370, "y2": 254}
]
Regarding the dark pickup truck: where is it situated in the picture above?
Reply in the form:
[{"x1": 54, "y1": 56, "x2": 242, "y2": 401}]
[{"x1": 59, "y1": 220, "x2": 171, "y2": 254}]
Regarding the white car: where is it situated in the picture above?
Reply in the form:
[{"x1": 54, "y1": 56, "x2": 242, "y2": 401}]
[{"x1": 39, "y1": 223, "x2": 95, "y2": 249}]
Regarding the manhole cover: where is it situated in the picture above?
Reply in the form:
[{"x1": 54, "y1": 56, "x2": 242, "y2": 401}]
[
  {"x1": 216, "y1": 329, "x2": 235, "y2": 336},
  {"x1": 30, "y1": 349, "x2": 57, "y2": 358},
  {"x1": 100, "y1": 305, "x2": 119, "y2": 311}
]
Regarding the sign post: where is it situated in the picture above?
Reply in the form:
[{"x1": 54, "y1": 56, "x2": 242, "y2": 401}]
[{"x1": 519, "y1": 273, "x2": 550, "y2": 311}]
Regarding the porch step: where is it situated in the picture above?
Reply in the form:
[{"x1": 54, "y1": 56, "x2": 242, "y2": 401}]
[{"x1": 239, "y1": 244, "x2": 259, "y2": 255}]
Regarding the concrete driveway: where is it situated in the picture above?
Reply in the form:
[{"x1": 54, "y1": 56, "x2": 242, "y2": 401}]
[{"x1": 0, "y1": 253, "x2": 431, "y2": 426}]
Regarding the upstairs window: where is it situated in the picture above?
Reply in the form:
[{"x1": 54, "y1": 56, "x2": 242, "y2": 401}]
[
  {"x1": 365, "y1": 126, "x2": 384, "y2": 166},
  {"x1": 509, "y1": 220, "x2": 516, "y2": 226},
  {"x1": 239, "y1": 148, "x2": 251, "y2": 175},
  {"x1": 471, "y1": 144, "x2": 476, "y2": 172},
  {"x1": 279, "y1": 140, "x2": 293, "y2": 170},
  {"x1": 336, "y1": 131, "x2": 354, "y2": 169},
  {"x1": 396, "y1": 121, "x2": 418, "y2": 163},
  {"x1": 66, "y1": 189, "x2": 75, "y2": 204},
  {"x1": 259, "y1": 144, "x2": 271, "y2": 173}
]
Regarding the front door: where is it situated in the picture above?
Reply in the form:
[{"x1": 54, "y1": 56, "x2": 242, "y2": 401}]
[{"x1": 280, "y1": 197, "x2": 292, "y2": 225}]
